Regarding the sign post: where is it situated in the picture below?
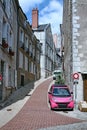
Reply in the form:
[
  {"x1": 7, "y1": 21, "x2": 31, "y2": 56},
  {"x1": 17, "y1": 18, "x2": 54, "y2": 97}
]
[{"x1": 73, "y1": 73, "x2": 79, "y2": 109}]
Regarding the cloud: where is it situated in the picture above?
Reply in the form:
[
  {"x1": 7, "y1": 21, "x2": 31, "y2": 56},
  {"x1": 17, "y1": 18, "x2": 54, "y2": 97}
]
[
  {"x1": 40, "y1": 0, "x2": 62, "y2": 14},
  {"x1": 19, "y1": 0, "x2": 44, "y2": 12},
  {"x1": 40, "y1": 0, "x2": 63, "y2": 34},
  {"x1": 19, "y1": 0, "x2": 63, "y2": 34}
]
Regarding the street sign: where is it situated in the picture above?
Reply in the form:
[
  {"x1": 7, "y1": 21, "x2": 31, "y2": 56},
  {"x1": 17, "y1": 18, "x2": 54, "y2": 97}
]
[
  {"x1": 73, "y1": 73, "x2": 79, "y2": 79},
  {"x1": 73, "y1": 80, "x2": 78, "y2": 84}
]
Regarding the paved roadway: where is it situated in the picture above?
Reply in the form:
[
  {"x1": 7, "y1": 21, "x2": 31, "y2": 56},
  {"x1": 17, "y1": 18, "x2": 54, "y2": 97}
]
[{"x1": 0, "y1": 77, "x2": 87, "y2": 130}]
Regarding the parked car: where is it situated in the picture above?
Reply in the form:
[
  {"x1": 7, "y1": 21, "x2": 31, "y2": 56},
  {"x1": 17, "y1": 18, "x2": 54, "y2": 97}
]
[
  {"x1": 53, "y1": 69, "x2": 62, "y2": 80},
  {"x1": 52, "y1": 70, "x2": 65, "y2": 84},
  {"x1": 48, "y1": 84, "x2": 74, "y2": 110}
]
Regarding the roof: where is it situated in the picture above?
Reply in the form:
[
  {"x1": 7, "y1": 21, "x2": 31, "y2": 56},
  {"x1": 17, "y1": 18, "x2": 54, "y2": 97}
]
[{"x1": 33, "y1": 24, "x2": 49, "y2": 31}]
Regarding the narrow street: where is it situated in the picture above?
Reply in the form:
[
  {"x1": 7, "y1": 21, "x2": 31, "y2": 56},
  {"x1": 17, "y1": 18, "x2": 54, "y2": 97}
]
[{"x1": 0, "y1": 77, "x2": 85, "y2": 130}]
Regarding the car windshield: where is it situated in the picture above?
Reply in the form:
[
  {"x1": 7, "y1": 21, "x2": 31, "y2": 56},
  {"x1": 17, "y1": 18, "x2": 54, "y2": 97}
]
[
  {"x1": 54, "y1": 72, "x2": 61, "y2": 74},
  {"x1": 53, "y1": 88, "x2": 71, "y2": 97}
]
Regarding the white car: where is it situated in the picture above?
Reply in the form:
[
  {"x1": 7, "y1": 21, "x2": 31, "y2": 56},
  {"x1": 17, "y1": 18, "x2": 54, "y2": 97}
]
[{"x1": 53, "y1": 70, "x2": 62, "y2": 80}]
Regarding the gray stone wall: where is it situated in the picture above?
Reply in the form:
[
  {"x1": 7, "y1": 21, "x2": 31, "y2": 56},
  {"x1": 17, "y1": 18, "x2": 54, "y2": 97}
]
[
  {"x1": 63, "y1": 0, "x2": 73, "y2": 88},
  {"x1": 72, "y1": 0, "x2": 87, "y2": 101}
]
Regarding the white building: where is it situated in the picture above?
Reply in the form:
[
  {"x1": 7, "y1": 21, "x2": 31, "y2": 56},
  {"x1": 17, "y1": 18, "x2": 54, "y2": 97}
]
[{"x1": 32, "y1": 8, "x2": 58, "y2": 78}]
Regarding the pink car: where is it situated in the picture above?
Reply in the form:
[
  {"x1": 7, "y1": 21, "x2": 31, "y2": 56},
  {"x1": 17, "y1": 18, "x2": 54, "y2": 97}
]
[{"x1": 48, "y1": 84, "x2": 74, "y2": 110}]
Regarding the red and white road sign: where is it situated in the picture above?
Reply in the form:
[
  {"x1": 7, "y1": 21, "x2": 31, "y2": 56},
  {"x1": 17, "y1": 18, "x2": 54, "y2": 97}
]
[{"x1": 73, "y1": 73, "x2": 79, "y2": 79}]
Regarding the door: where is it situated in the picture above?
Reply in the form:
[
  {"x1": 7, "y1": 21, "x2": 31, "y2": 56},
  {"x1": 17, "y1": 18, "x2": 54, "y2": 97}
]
[
  {"x1": 83, "y1": 74, "x2": 87, "y2": 101},
  {"x1": 21, "y1": 75, "x2": 24, "y2": 86},
  {"x1": 0, "y1": 61, "x2": 4, "y2": 100}
]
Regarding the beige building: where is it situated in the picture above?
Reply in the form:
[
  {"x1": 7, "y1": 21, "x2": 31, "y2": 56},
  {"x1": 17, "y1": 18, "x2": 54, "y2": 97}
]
[{"x1": 17, "y1": 7, "x2": 41, "y2": 87}]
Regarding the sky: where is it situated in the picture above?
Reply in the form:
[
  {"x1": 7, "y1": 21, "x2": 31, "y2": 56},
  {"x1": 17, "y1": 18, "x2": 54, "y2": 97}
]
[{"x1": 18, "y1": 0, "x2": 63, "y2": 34}]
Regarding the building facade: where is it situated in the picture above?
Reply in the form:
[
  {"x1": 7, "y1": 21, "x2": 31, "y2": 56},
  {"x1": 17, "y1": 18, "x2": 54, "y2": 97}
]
[
  {"x1": 17, "y1": 7, "x2": 41, "y2": 87},
  {"x1": 53, "y1": 33, "x2": 62, "y2": 68},
  {"x1": 62, "y1": 0, "x2": 72, "y2": 87},
  {"x1": 63, "y1": 0, "x2": 87, "y2": 102},
  {"x1": 0, "y1": 1, "x2": 41, "y2": 101},
  {"x1": 32, "y1": 8, "x2": 58, "y2": 78},
  {"x1": 0, "y1": 0, "x2": 18, "y2": 101}
]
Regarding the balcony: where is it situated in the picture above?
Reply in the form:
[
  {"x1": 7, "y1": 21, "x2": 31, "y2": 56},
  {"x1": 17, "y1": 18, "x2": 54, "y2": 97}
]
[
  {"x1": 2, "y1": 38, "x2": 8, "y2": 48},
  {"x1": 9, "y1": 47, "x2": 14, "y2": 56}
]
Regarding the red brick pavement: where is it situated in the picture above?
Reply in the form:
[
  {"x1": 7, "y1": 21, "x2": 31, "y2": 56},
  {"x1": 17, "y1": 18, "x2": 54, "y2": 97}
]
[{"x1": 0, "y1": 78, "x2": 84, "y2": 130}]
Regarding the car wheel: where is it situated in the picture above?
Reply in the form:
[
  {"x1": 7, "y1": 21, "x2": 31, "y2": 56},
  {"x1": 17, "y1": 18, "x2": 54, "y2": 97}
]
[{"x1": 71, "y1": 108, "x2": 74, "y2": 111}]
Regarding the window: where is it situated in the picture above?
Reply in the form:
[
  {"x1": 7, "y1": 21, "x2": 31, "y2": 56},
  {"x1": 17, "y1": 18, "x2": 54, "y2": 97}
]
[
  {"x1": 2, "y1": 0, "x2": 6, "y2": 9},
  {"x1": 20, "y1": 28, "x2": 24, "y2": 43},
  {"x1": 8, "y1": 28, "x2": 13, "y2": 48},
  {"x1": 21, "y1": 75, "x2": 24, "y2": 86},
  {"x1": 25, "y1": 36, "x2": 28, "y2": 48},
  {"x1": 33, "y1": 45, "x2": 35, "y2": 57},
  {"x1": 19, "y1": 52, "x2": 23, "y2": 68},
  {"x1": 37, "y1": 50, "x2": 40, "y2": 61},
  {"x1": 29, "y1": 61, "x2": 33, "y2": 73},
  {"x1": 2, "y1": 18, "x2": 7, "y2": 41},
  {"x1": 53, "y1": 88, "x2": 71, "y2": 97},
  {"x1": 29, "y1": 42, "x2": 32, "y2": 53},
  {"x1": 31, "y1": 62, "x2": 33, "y2": 73},
  {"x1": 25, "y1": 56, "x2": 28, "y2": 71},
  {"x1": 29, "y1": 61, "x2": 31, "y2": 72},
  {"x1": 33, "y1": 64, "x2": 36, "y2": 74},
  {"x1": 8, "y1": 66, "x2": 15, "y2": 87}
]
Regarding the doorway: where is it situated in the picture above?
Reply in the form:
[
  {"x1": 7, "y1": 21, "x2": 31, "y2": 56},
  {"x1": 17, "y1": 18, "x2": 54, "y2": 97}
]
[
  {"x1": 21, "y1": 75, "x2": 24, "y2": 86},
  {"x1": 0, "y1": 60, "x2": 4, "y2": 100},
  {"x1": 83, "y1": 74, "x2": 87, "y2": 101}
]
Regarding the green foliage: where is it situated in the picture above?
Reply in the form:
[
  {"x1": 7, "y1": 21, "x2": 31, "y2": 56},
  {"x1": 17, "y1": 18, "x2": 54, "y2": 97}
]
[{"x1": 55, "y1": 75, "x2": 65, "y2": 84}]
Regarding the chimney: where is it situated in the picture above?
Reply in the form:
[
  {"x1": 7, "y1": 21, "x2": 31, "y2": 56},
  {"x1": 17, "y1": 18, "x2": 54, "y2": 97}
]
[{"x1": 32, "y1": 8, "x2": 38, "y2": 29}]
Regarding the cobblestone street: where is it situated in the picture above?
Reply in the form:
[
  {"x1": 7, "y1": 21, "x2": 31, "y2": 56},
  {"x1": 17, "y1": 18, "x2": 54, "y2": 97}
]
[{"x1": 0, "y1": 77, "x2": 86, "y2": 130}]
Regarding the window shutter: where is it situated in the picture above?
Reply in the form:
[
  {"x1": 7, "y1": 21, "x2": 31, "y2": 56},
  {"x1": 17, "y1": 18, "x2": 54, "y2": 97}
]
[{"x1": 0, "y1": 9, "x2": 3, "y2": 45}]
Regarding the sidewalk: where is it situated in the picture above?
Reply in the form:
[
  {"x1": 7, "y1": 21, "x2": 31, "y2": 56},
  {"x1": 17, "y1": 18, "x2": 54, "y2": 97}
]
[{"x1": 38, "y1": 122, "x2": 87, "y2": 130}]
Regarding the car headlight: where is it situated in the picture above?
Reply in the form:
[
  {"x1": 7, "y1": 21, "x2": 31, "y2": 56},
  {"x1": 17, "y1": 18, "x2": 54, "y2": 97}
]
[
  {"x1": 52, "y1": 97, "x2": 58, "y2": 102},
  {"x1": 69, "y1": 97, "x2": 73, "y2": 102}
]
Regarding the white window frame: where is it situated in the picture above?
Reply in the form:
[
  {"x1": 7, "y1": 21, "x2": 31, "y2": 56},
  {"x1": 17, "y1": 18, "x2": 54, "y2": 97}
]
[{"x1": 25, "y1": 56, "x2": 28, "y2": 71}]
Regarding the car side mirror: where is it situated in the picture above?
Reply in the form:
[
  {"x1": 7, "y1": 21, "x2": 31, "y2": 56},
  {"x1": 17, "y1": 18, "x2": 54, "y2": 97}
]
[
  {"x1": 48, "y1": 91, "x2": 52, "y2": 94},
  {"x1": 71, "y1": 92, "x2": 73, "y2": 94}
]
